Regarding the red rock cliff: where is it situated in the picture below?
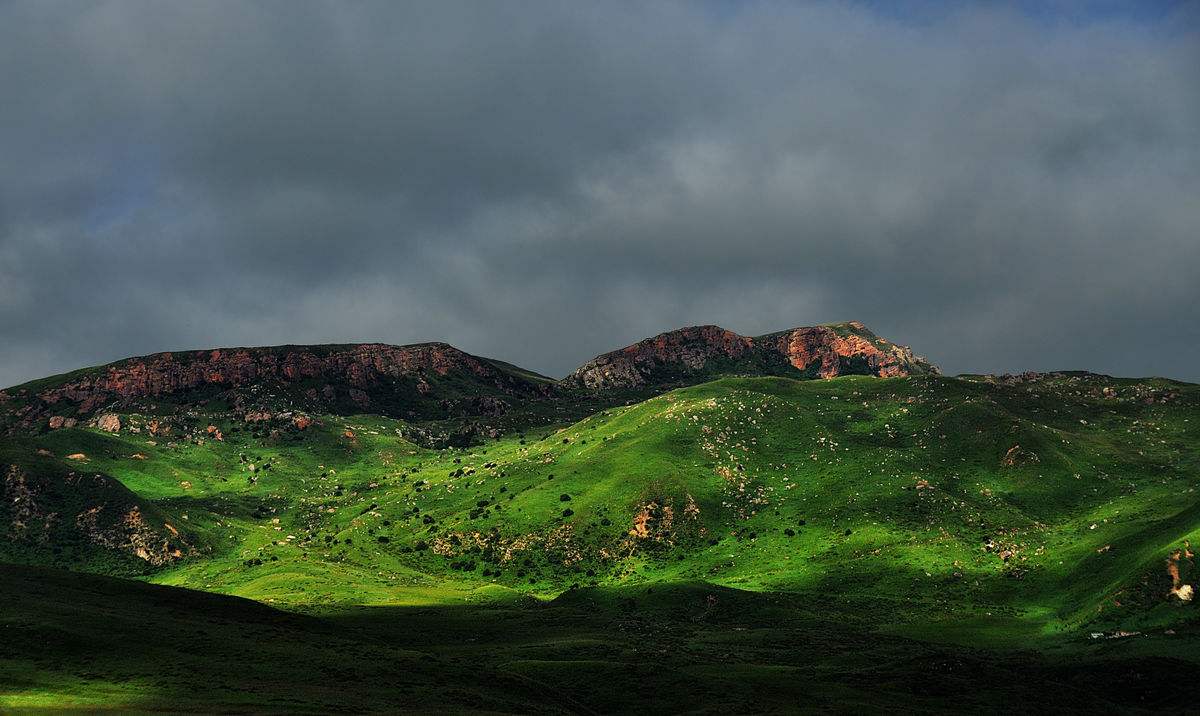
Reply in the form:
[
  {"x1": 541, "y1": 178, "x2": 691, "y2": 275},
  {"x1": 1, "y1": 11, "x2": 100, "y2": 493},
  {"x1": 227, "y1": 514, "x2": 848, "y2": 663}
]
[
  {"x1": 568, "y1": 321, "x2": 936, "y2": 390},
  {"x1": 14, "y1": 343, "x2": 546, "y2": 422}
]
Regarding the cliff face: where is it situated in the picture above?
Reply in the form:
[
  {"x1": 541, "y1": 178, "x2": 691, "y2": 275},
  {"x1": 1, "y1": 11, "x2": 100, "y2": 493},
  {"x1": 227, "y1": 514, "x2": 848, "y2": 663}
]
[
  {"x1": 4, "y1": 343, "x2": 553, "y2": 429},
  {"x1": 568, "y1": 321, "x2": 936, "y2": 390},
  {"x1": 569, "y1": 326, "x2": 754, "y2": 390},
  {"x1": 764, "y1": 323, "x2": 930, "y2": 379},
  {"x1": 36, "y1": 343, "x2": 495, "y2": 409},
  {"x1": 2, "y1": 322, "x2": 936, "y2": 430}
]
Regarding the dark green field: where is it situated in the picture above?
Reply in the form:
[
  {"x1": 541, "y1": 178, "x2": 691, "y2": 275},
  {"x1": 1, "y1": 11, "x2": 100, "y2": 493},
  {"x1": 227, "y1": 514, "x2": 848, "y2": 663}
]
[{"x1": 4, "y1": 370, "x2": 1200, "y2": 712}]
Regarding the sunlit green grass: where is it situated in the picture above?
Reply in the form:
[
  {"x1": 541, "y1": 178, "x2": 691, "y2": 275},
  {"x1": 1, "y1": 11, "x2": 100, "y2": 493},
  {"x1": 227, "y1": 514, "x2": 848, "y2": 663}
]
[{"x1": 4, "y1": 373, "x2": 1199, "y2": 710}]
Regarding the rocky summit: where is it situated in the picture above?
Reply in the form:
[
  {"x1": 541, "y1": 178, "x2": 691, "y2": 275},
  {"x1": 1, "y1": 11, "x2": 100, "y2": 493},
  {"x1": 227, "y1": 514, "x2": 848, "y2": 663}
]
[
  {"x1": 567, "y1": 320, "x2": 937, "y2": 390},
  {"x1": 1, "y1": 322, "x2": 931, "y2": 435},
  {"x1": 0, "y1": 342, "x2": 556, "y2": 433}
]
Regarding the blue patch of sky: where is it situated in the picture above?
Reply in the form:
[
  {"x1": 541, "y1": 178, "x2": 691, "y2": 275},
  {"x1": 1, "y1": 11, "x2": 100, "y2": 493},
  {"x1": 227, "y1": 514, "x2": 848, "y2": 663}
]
[
  {"x1": 700, "y1": 0, "x2": 1191, "y2": 28},
  {"x1": 85, "y1": 147, "x2": 163, "y2": 235}
]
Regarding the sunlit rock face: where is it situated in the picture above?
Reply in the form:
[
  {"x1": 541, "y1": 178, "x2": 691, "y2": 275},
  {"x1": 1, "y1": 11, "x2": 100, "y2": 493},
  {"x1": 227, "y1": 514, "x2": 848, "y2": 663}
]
[
  {"x1": 567, "y1": 321, "x2": 937, "y2": 390},
  {"x1": 2, "y1": 343, "x2": 555, "y2": 431}
]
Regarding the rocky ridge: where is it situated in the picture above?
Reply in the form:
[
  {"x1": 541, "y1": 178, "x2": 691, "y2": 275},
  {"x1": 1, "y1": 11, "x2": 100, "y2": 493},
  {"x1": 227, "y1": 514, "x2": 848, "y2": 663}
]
[
  {"x1": 3, "y1": 343, "x2": 554, "y2": 431},
  {"x1": 2, "y1": 322, "x2": 935, "y2": 431},
  {"x1": 568, "y1": 321, "x2": 937, "y2": 390}
]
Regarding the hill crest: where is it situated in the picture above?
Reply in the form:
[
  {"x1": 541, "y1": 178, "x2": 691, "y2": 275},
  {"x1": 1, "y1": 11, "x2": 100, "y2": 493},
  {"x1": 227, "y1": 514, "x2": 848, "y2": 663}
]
[
  {"x1": 567, "y1": 320, "x2": 937, "y2": 390},
  {"x1": 1, "y1": 322, "x2": 935, "y2": 432},
  {"x1": 0, "y1": 342, "x2": 556, "y2": 432}
]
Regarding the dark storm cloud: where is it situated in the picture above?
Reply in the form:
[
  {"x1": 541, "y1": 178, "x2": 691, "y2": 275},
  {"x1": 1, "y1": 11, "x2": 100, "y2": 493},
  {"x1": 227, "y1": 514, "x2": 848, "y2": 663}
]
[{"x1": 1, "y1": 1, "x2": 1197, "y2": 387}]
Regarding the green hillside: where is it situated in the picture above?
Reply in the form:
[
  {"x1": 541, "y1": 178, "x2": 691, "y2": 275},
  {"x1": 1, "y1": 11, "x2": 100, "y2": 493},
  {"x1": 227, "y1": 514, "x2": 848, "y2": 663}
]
[
  {"x1": 6, "y1": 562, "x2": 1199, "y2": 713},
  {"x1": 0, "y1": 440, "x2": 197, "y2": 576},
  {"x1": 3, "y1": 371, "x2": 1200, "y2": 710}
]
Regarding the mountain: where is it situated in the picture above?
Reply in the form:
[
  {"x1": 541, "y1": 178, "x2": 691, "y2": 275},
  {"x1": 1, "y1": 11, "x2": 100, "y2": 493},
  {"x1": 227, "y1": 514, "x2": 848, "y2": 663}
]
[
  {"x1": 1, "y1": 321, "x2": 931, "y2": 441},
  {"x1": 6, "y1": 323, "x2": 1200, "y2": 711},
  {"x1": 0, "y1": 342, "x2": 557, "y2": 435},
  {"x1": 2, "y1": 369, "x2": 1198, "y2": 711},
  {"x1": 566, "y1": 320, "x2": 937, "y2": 390}
]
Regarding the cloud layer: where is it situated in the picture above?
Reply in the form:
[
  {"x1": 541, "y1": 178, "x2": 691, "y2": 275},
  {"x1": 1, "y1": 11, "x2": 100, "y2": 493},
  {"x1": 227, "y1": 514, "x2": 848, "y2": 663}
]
[{"x1": 2, "y1": 1, "x2": 1198, "y2": 386}]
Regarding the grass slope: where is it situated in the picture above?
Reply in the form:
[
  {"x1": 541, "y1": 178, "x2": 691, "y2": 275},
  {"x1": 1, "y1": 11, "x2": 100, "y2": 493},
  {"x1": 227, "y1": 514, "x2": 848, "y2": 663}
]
[{"x1": 3, "y1": 372, "x2": 1200, "y2": 710}]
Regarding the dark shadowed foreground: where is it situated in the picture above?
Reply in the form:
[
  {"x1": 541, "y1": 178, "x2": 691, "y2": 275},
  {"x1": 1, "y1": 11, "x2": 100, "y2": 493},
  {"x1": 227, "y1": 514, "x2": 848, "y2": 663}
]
[{"x1": 3, "y1": 563, "x2": 1199, "y2": 713}]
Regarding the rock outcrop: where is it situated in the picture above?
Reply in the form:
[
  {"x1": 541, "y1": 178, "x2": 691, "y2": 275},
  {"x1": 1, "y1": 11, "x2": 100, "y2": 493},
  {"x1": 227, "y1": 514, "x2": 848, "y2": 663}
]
[
  {"x1": 3, "y1": 463, "x2": 190, "y2": 568},
  {"x1": 95, "y1": 413, "x2": 121, "y2": 433},
  {"x1": 4, "y1": 343, "x2": 553, "y2": 429},
  {"x1": 568, "y1": 321, "x2": 936, "y2": 390},
  {"x1": 2, "y1": 323, "x2": 937, "y2": 431},
  {"x1": 761, "y1": 323, "x2": 926, "y2": 379}
]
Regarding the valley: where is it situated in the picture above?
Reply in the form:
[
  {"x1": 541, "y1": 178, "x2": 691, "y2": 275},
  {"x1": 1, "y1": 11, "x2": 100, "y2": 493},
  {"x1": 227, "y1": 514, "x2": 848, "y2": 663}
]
[{"x1": 2, "y1": 325, "x2": 1199, "y2": 712}]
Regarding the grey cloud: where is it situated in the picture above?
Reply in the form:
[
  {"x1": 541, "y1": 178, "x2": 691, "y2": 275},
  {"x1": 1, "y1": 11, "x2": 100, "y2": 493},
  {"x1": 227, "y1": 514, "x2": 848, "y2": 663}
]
[{"x1": 1, "y1": 1, "x2": 1197, "y2": 387}]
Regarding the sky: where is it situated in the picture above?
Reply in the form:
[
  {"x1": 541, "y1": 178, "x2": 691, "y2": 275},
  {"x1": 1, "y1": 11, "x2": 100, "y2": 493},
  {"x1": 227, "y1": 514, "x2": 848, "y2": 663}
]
[{"x1": 1, "y1": 1, "x2": 1198, "y2": 387}]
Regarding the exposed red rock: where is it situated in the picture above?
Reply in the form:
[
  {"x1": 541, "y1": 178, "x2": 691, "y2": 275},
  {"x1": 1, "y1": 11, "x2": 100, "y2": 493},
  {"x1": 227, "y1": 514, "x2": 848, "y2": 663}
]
[
  {"x1": 8, "y1": 342, "x2": 548, "y2": 428},
  {"x1": 38, "y1": 343, "x2": 486, "y2": 403},
  {"x1": 1168, "y1": 543, "x2": 1195, "y2": 602},
  {"x1": 569, "y1": 321, "x2": 936, "y2": 390},
  {"x1": 60, "y1": 343, "x2": 480, "y2": 398},
  {"x1": 4, "y1": 325, "x2": 935, "y2": 431},
  {"x1": 1001, "y1": 445, "x2": 1039, "y2": 468},
  {"x1": 95, "y1": 413, "x2": 121, "y2": 433},
  {"x1": 765, "y1": 322, "x2": 922, "y2": 379}
]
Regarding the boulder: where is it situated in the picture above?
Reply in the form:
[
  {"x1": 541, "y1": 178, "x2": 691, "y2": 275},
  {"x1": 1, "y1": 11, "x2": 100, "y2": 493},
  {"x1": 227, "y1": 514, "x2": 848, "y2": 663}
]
[{"x1": 1001, "y1": 445, "x2": 1039, "y2": 468}]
